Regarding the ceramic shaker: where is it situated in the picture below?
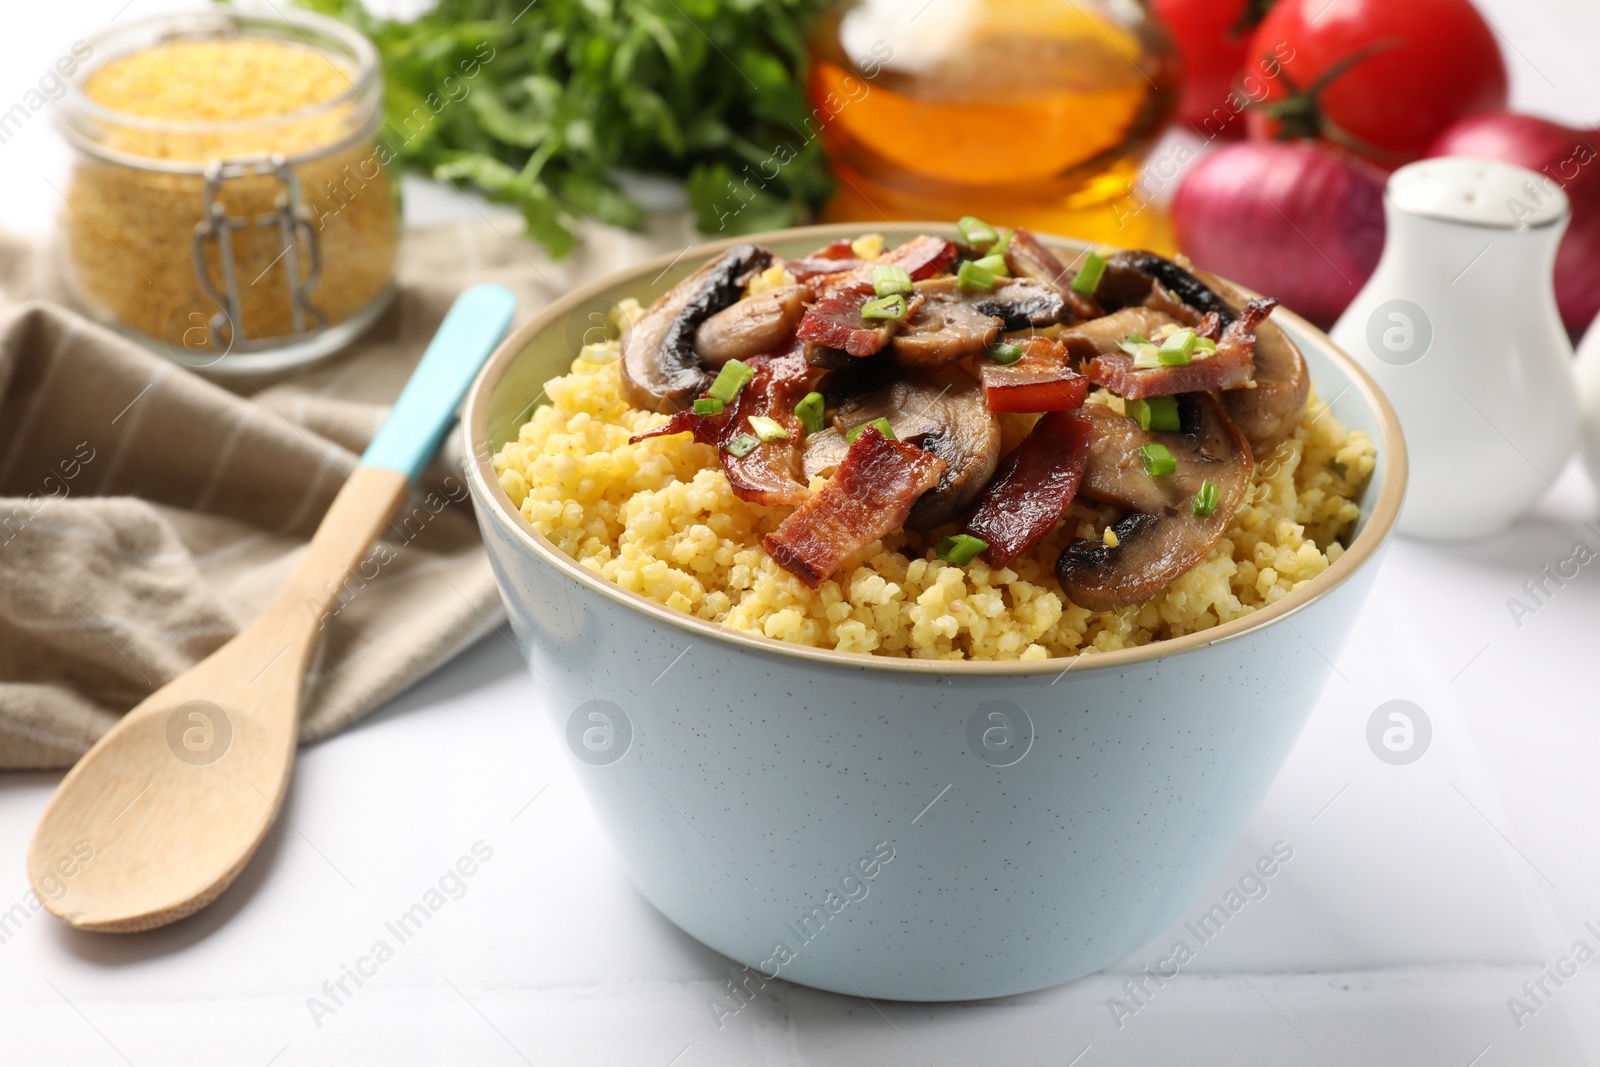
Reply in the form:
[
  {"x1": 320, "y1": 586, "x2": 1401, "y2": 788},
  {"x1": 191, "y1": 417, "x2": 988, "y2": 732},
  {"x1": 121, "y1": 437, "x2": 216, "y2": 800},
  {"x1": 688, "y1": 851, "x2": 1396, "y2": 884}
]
[
  {"x1": 1575, "y1": 309, "x2": 1600, "y2": 489},
  {"x1": 1331, "y1": 157, "x2": 1577, "y2": 541}
]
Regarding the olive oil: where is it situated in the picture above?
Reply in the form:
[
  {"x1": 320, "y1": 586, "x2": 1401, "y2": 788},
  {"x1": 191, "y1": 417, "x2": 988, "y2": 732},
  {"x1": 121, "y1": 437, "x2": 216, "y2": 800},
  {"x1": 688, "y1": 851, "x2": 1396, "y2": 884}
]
[{"x1": 808, "y1": 0, "x2": 1180, "y2": 250}]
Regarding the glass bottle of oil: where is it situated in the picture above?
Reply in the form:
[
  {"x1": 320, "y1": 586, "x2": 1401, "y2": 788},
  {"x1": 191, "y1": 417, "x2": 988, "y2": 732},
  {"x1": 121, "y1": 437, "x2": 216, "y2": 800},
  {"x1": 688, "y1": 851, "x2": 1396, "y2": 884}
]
[{"x1": 808, "y1": 0, "x2": 1180, "y2": 251}]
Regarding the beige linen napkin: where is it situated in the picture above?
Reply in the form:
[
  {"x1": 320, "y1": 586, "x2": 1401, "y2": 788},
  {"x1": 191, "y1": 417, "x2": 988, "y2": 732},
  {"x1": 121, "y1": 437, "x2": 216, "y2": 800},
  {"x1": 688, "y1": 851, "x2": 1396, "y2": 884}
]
[{"x1": 0, "y1": 215, "x2": 695, "y2": 770}]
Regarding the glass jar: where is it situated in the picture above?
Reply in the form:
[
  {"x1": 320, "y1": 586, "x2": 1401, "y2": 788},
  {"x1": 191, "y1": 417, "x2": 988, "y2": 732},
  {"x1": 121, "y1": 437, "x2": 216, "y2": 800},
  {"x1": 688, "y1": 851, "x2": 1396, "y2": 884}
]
[
  {"x1": 57, "y1": 7, "x2": 399, "y2": 376},
  {"x1": 807, "y1": 0, "x2": 1180, "y2": 251}
]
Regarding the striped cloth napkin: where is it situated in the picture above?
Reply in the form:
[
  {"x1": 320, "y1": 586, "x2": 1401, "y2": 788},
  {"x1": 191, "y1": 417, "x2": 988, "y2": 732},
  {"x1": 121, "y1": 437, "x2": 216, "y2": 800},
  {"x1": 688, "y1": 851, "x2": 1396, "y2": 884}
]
[{"x1": 0, "y1": 215, "x2": 696, "y2": 769}]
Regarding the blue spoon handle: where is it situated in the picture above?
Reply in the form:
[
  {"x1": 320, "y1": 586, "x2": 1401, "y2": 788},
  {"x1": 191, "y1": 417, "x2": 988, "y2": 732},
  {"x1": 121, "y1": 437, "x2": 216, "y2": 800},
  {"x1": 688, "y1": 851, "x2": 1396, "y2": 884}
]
[{"x1": 361, "y1": 284, "x2": 517, "y2": 481}]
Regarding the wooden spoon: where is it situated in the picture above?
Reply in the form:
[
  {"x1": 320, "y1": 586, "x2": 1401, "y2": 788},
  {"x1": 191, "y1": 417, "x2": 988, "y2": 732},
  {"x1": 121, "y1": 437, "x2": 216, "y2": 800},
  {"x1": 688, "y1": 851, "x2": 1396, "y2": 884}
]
[{"x1": 27, "y1": 284, "x2": 517, "y2": 932}]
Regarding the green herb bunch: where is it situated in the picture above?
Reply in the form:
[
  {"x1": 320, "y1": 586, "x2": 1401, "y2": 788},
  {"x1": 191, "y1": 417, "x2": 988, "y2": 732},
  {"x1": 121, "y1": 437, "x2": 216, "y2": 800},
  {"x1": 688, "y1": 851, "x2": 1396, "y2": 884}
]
[{"x1": 298, "y1": 0, "x2": 837, "y2": 256}]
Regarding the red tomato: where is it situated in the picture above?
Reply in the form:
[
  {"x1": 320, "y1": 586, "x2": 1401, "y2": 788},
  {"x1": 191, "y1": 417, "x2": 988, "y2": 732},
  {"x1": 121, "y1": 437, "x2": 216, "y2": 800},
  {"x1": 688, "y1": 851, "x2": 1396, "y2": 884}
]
[
  {"x1": 1246, "y1": 0, "x2": 1508, "y2": 167},
  {"x1": 1152, "y1": 0, "x2": 1280, "y2": 138}
]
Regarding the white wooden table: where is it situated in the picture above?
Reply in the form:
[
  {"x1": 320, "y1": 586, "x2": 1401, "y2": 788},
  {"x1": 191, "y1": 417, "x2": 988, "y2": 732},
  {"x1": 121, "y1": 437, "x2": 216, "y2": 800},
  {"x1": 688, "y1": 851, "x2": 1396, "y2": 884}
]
[{"x1": 3, "y1": 1, "x2": 1599, "y2": 1063}]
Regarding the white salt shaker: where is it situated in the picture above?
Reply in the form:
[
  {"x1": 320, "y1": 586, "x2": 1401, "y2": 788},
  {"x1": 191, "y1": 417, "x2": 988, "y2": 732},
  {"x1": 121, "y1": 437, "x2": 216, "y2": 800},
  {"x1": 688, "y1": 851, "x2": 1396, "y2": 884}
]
[
  {"x1": 1331, "y1": 157, "x2": 1577, "y2": 541},
  {"x1": 1575, "y1": 310, "x2": 1600, "y2": 489}
]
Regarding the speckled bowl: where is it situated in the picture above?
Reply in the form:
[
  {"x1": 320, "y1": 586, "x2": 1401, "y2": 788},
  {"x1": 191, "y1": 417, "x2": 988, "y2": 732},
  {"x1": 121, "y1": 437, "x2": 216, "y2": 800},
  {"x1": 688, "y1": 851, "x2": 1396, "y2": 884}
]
[{"x1": 462, "y1": 224, "x2": 1407, "y2": 1001}]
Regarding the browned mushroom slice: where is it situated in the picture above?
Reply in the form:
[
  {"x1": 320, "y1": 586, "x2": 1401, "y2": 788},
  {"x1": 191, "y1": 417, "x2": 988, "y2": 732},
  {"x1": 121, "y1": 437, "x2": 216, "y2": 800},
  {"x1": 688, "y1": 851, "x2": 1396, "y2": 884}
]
[
  {"x1": 1197, "y1": 270, "x2": 1311, "y2": 457},
  {"x1": 620, "y1": 244, "x2": 772, "y2": 414},
  {"x1": 1058, "y1": 307, "x2": 1185, "y2": 365},
  {"x1": 693, "y1": 285, "x2": 809, "y2": 368},
  {"x1": 807, "y1": 365, "x2": 1001, "y2": 531},
  {"x1": 1097, "y1": 250, "x2": 1236, "y2": 326},
  {"x1": 1057, "y1": 397, "x2": 1253, "y2": 610},
  {"x1": 891, "y1": 278, "x2": 1064, "y2": 367}
]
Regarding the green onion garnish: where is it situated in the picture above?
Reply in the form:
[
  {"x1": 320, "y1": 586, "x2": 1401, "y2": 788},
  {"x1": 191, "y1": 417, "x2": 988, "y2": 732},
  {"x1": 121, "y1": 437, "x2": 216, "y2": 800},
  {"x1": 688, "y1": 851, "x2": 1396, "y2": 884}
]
[
  {"x1": 794, "y1": 391, "x2": 825, "y2": 435},
  {"x1": 845, "y1": 417, "x2": 896, "y2": 443},
  {"x1": 723, "y1": 433, "x2": 761, "y2": 458},
  {"x1": 957, "y1": 259, "x2": 997, "y2": 291},
  {"x1": 862, "y1": 293, "x2": 909, "y2": 321},
  {"x1": 1130, "y1": 344, "x2": 1162, "y2": 370},
  {"x1": 708, "y1": 359, "x2": 755, "y2": 404},
  {"x1": 1193, "y1": 479, "x2": 1219, "y2": 517},
  {"x1": 974, "y1": 253, "x2": 1009, "y2": 277},
  {"x1": 989, "y1": 228, "x2": 1012, "y2": 258},
  {"x1": 1125, "y1": 333, "x2": 1151, "y2": 345},
  {"x1": 871, "y1": 264, "x2": 913, "y2": 297},
  {"x1": 1141, "y1": 442, "x2": 1177, "y2": 478},
  {"x1": 748, "y1": 415, "x2": 790, "y2": 442},
  {"x1": 1158, "y1": 329, "x2": 1197, "y2": 366},
  {"x1": 1124, "y1": 395, "x2": 1180, "y2": 432},
  {"x1": 936, "y1": 533, "x2": 989, "y2": 566},
  {"x1": 1070, "y1": 252, "x2": 1107, "y2": 297},
  {"x1": 957, "y1": 216, "x2": 999, "y2": 247},
  {"x1": 1196, "y1": 336, "x2": 1218, "y2": 355},
  {"x1": 986, "y1": 341, "x2": 1025, "y2": 364},
  {"x1": 693, "y1": 397, "x2": 725, "y2": 416}
]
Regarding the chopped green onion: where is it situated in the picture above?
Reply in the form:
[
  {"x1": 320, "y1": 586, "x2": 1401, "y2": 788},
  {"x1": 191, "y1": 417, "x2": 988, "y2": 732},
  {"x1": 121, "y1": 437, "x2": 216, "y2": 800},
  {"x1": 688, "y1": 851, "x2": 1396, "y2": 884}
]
[
  {"x1": 723, "y1": 433, "x2": 761, "y2": 458},
  {"x1": 1193, "y1": 479, "x2": 1220, "y2": 517},
  {"x1": 862, "y1": 293, "x2": 909, "y2": 321},
  {"x1": 957, "y1": 259, "x2": 997, "y2": 290},
  {"x1": 1125, "y1": 333, "x2": 1151, "y2": 346},
  {"x1": 693, "y1": 397, "x2": 725, "y2": 416},
  {"x1": 975, "y1": 254, "x2": 1009, "y2": 278},
  {"x1": 986, "y1": 341, "x2": 1025, "y2": 364},
  {"x1": 794, "y1": 391, "x2": 825, "y2": 435},
  {"x1": 1141, "y1": 442, "x2": 1177, "y2": 479},
  {"x1": 936, "y1": 533, "x2": 989, "y2": 566},
  {"x1": 1158, "y1": 329, "x2": 1197, "y2": 366},
  {"x1": 708, "y1": 359, "x2": 755, "y2": 404},
  {"x1": 988, "y1": 228, "x2": 1012, "y2": 258},
  {"x1": 871, "y1": 264, "x2": 913, "y2": 297},
  {"x1": 1124, "y1": 395, "x2": 1180, "y2": 432},
  {"x1": 748, "y1": 415, "x2": 790, "y2": 442},
  {"x1": 1196, "y1": 336, "x2": 1218, "y2": 355},
  {"x1": 957, "y1": 216, "x2": 999, "y2": 247},
  {"x1": 1070, "y1": 251, "x2": 1107, "y2": 296},
  {"x1": 845, "y1": 417, "x2": 896, "y2": 443},
  {"x1": 1130, "y1": 344, "x2": 1162, "y2": 370}
]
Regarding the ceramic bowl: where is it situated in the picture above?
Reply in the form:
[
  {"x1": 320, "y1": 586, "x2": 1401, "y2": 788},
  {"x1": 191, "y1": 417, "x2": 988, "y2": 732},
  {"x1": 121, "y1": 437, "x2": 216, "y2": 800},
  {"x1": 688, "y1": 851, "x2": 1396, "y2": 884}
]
[{"x1": 462, "y1": 224, "x2": 1407, "y2": 1001}]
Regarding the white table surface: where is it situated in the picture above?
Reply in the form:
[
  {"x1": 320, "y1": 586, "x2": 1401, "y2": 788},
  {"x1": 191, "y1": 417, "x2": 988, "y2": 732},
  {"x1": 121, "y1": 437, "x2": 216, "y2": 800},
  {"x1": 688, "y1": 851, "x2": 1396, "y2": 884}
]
[{"x1": 4, "y1": 1, "x2": 1600, "y2": 1064}]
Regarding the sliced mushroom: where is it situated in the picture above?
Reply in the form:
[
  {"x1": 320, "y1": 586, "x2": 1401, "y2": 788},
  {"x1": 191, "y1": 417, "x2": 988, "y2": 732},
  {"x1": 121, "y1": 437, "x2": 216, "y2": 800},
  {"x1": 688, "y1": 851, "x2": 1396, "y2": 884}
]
[
  {"x1": 1059, "y1": 307, "x2": 1185, "y2": 365},
  {"x1": 693, "y1": 285, "x2": 808, "y2": 367},
  {"x1": 1098, "y1": 251, "x2": 1236, "y2": 326},
  {"x1": 804, "y1": 365, "x2": 1001, "y2": 531},
  {"x1": 1197, "y1": 270, "x2": 1311, "y2": 457},
  {"x1": 1002, "y1": 228, "x2": 1100, "y2": 320},
  {"x1": 1056, "y1": 397, "x2": 1253, "y2": 610},
  {"x1": 620, "y1": 244, "x2": 771, "y2": 414},
  {"x1": 891, "y1": 277, "x2": 1065, "y2": 367}
]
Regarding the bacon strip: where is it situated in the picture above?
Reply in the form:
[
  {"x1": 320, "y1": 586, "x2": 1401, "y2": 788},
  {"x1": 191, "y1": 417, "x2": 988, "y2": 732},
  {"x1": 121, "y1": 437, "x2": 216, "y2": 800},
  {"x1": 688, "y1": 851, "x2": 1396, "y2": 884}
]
[
  {"x1": 718, "y1": 342, "x2": 813, "y2": 506},
  {"x1": 963, "y1": 409, "x2": 1093, "y2": 567},
  {"x1": 764, "y1": 427, "x2": 946, "y2": 587},
  {"x1": 817, "y1": 235, "x2": 958, "y2": 294},
  {"x1": 979, "y1": 336, "x2": 1090, "y2": 413},
  {"x1": 796, "y1": 288, "x2": 925, "y2": 358},
  {"x1": 1084, "y1": 299, "x2": 1278, "y2": 401},
  {"x1": 1003, "y1": 229, "x2": 1100, "y2": 320},
  {"x1": 629, "y1": 343, "x2": 813, "y2": 506}
]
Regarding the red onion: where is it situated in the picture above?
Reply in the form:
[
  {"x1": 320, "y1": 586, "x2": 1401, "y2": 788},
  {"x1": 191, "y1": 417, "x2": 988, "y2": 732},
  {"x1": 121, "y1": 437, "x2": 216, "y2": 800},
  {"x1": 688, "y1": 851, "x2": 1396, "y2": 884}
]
[
  {"x1": 1172, "y1": 141, "x2": 1387, "y2": 329},
  {"x1": 1427, "y1": 112, "x2": 1600, "y2": 336}
]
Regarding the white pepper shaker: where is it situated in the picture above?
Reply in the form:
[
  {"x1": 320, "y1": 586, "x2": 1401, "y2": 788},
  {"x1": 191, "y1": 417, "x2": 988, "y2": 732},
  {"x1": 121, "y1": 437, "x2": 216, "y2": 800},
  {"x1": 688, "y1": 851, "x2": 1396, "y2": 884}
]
[{"x1": 1331, "y1": 157, "x2": 1578, "y2": 541}]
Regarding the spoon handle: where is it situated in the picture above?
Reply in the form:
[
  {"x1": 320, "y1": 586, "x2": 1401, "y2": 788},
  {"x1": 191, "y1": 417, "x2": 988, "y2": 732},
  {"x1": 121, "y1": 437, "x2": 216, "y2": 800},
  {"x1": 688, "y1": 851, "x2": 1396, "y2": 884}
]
[
  {"x1": 362, "y1": 283, "x2": 518, "y2": 481},
  {"x1": 274, "y1": 284, "x2": 516, "y2": 621}
]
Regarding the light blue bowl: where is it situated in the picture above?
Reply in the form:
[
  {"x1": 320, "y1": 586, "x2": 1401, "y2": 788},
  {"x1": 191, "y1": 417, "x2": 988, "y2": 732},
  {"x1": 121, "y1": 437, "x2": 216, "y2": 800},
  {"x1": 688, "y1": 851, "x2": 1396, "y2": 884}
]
[{"x1": 462, "y1": 224, "x2": 1407, "y2": 1001}]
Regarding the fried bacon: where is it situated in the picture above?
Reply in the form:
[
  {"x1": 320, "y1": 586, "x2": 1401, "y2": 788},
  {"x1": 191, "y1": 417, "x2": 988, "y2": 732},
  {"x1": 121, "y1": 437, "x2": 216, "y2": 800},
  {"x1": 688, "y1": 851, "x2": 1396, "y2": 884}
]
[
  {"x1": 718, "y1": 342, "x2": 813, "y2": 506},
  {"x1": 817, "y1": 235, "x2": 958, "y2": 293},
  {"x1": 630, "y1": 342, "x2": 813, "y2": 506},
  {"x1": 1003, "y1": 228, "x2": 1100, "y2": 321},
  {"x1": 764, "y1": 427, "x2": 946, "y2": 587},
  {"x1": 979, "y1": 336, "x2": 1090, "y2": 413},
  {"x1": 796, "y1": 288, "x2": 926, "y2": 358},
  {"x1": 962, "y1": 409, "x2": 1093, "y2": 566},
  {"x1": 1084, "y1": 299, "x2": 1277, "y2": 400}
]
